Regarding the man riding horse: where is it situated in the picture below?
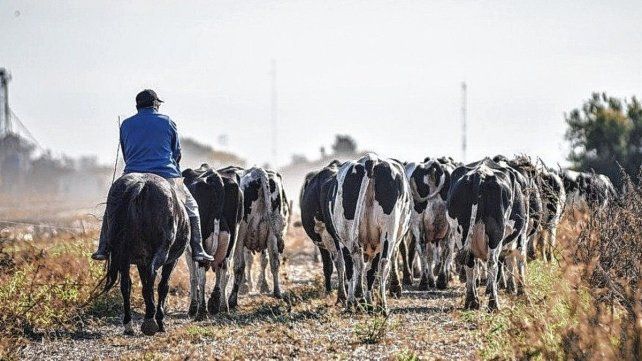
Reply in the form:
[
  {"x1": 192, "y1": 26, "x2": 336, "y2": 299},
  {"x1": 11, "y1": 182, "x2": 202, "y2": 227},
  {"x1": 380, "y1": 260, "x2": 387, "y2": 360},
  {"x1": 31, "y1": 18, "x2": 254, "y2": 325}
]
[{"x1": 91, "y1": 89, "x2": 214, "y2": 263}]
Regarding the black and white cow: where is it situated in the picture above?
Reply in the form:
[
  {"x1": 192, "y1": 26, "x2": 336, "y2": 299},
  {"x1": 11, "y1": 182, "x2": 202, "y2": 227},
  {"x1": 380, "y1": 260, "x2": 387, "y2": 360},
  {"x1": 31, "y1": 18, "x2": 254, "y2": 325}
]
[
  {"x1": 559, "y1": 169, "x2": 617, "y2": 209},
  {"x1": 182, "y1": 164, "x2": 243, "y2": 319},
  {"x1": 328, "y1": 153, "x2": 412, "y2": 315},
  {"x1": 448, "y1": 158, "x2": 528, "y2": 311},
  {"x1": 228, "y1": 166, "x2": 289, "y2": 307},
  {"x1": 533, "y1": 163, "x2": 566, "y2": 263},
  {"x1": 404, "y1": 156, "x2": 458, "y2": 290},
  {"x1": 299, "y1": 160, "x2": 353, "y2": 302}
]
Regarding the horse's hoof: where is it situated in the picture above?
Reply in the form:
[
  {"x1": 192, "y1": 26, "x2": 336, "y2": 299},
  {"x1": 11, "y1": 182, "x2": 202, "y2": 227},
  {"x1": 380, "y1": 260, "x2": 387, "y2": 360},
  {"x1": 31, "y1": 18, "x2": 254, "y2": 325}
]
[{"x1": 141, "y1": 319, "x2": 159, "y2": 336}]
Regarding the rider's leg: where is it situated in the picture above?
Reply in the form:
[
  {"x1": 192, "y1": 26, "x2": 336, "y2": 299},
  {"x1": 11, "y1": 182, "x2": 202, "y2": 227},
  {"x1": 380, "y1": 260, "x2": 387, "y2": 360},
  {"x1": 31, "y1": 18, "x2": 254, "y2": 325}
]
[
  {"x1": 91, "y1": 216, "x2": 109, "y2": 261},
  {"x1": 183, "y1": 184, "x2": 214, "y2": 263}
]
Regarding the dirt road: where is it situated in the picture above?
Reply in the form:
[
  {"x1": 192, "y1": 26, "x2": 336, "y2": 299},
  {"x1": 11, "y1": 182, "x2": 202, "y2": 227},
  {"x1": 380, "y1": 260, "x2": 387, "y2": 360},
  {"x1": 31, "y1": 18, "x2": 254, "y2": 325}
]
[{"x1": 19, "y1": 227, "x2": 481, "y2": 360}]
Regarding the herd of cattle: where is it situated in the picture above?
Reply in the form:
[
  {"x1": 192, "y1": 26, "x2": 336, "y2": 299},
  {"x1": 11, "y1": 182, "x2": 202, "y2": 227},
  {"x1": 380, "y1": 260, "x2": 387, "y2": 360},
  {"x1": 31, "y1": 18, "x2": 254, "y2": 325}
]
[{"x1": 179, "y1": 153, "x2": 618, "y2": 319}]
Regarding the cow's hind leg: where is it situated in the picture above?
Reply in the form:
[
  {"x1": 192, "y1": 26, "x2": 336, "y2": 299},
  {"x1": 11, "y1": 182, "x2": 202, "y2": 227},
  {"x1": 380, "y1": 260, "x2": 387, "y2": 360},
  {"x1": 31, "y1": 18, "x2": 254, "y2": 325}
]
[
  {"x1": 258, "y1": 249, "x2": 271, "y2": 294},
  {"x1": 419, "y1": 241, "x2": 436, "y2": 289},
  {"x1": 240, "y1": 249, "x2": 253, "y2": 294},
  {"x1": 185, "y1": 251, "x2": 200, "y2": 318},
  {"x1": 319, "y1": 247, "x2": 334, "y2": 295},
  {"x1": 389, "y1": 248, "x2": 403, "y2": 298},
  {"x1": 228, "y1": 243, "x2": 246, "y2": 309},
  {"x1": 121, "y1": 269, "x2": 134, "y2": 335},
  {"x1": 486, "y1": 248, "x2": 501, "y2": 312},
  {"x1": 267, "y1": 234, "x2": 282, "y2": 298},
  {"x1": 463, "y1": 252, "x2": 480, "y2": 309},
  {"x1": 436, "y1": 236, "x2": 454, "y2": 289},
  {"x1": 156, "y1": 260, "x2": 177, "y2": 332},
  {"x1": 346, "y1": 247, "x2": 364, "y2": 312},
  {"x1": 137, "y1": 264, "x2": 159, "y2": 336}
]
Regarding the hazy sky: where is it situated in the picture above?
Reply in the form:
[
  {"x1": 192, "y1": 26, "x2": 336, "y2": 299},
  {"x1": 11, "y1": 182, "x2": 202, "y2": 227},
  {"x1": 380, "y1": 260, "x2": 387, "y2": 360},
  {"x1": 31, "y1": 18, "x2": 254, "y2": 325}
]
[{"x1": 1, "y1": 0, "x2": 641, "y2": 168}]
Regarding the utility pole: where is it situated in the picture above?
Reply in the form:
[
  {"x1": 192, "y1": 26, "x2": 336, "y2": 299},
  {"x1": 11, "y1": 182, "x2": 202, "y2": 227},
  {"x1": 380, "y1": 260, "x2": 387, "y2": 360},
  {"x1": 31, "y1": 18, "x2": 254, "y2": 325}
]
[
  {"x1": 0, "y1": 68, "x2": 11, "y2": 136},
  {"x1": 270, "y1": 59, "x2": 278, "y2": 168},
  {"x1": 461, "y1": 81, "x2": 467, "y2": 163}
]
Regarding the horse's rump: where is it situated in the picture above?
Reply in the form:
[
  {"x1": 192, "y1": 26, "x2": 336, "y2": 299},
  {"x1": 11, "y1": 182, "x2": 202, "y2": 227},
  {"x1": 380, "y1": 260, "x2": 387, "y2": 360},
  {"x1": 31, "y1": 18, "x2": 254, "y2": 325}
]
[{"x1": 104, "y1": 173, "x2": 189, "y2": 291}]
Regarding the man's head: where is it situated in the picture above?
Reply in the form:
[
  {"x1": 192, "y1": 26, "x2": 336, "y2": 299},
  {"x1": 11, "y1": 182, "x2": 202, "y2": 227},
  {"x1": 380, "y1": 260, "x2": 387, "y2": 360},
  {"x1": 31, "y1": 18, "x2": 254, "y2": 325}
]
[{"x1": 135, "y1": 89, "x2": 163, "y2": 110}]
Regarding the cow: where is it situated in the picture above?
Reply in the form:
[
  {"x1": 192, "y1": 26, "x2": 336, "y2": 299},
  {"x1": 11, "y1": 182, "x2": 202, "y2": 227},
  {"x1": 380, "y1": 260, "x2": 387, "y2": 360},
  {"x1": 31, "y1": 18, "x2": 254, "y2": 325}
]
[
  {"x1": 182, "y1": 164, "x2": 243, "y2": 319},
  {"x1": 404, "y1": 156, "x2": 458, "y2": 290},
  {"x1": 559, "y1": 169, "x2": 617, "y2": 209},
  {"x1": 532, "y1": 163, "x2": 566, "y2": 263},
  {"x1": 229, "y1": 166, "x2": 289, "y2": 308},
  {"x1": 327, "y1": 153, "x2": 412, "y2": 315},
  {"x1": 299, "y1": 160, "x2": 353, "y2": 303},
  {"x1": 447, "y1": 158, "x2": 528, "y2": 311}
]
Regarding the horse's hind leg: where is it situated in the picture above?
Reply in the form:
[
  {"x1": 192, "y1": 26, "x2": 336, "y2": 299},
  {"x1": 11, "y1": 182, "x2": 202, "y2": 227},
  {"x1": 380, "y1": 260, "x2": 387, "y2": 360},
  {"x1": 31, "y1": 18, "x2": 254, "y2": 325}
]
[
  {"x1": 156, "y1": 260, "x2": 177, "y2": 332},
  {"x1": 121, "y1": 270, "x2": 134, "y2": 335},
  {"x1": 137, "y1": 264, "x2": 159, "y2": 336}
]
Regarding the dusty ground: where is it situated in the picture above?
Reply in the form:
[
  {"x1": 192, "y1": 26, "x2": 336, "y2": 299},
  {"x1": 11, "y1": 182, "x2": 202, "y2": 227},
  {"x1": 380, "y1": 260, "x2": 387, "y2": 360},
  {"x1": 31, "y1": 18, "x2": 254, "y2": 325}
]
[{"x1": 16, "y1": 224, "x2": 483, "y2": 360}]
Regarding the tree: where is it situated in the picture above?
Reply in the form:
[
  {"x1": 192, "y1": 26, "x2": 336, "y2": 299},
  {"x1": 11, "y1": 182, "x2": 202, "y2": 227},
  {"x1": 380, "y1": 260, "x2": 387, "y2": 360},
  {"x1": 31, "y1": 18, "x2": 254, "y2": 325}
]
[
  {"x1": 331, "y1": 134, "x2": 357, "y2": 155},
  {"x1": 565, "y1": 93, "x2": 642, "y2": 189}
]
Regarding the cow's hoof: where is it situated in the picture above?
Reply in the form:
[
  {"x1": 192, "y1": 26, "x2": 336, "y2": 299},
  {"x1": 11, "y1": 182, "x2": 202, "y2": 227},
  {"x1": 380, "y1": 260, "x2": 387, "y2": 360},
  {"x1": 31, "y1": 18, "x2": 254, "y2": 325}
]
[
  {"x1": 402, "y1": 273, "x2": 413, "y2": 286},
  {"x1": 228, "y1": 296, "x2": 238, "y2": 309},
  {"x1": 141, "y1": 319, "x2": 159, "y2": 336},
  {"x1": 517, "y1": 287, "x2": 526, "y2": 297},
  {"x1": 464, "y1": 295, "x2": 480, "y2": 310},
  {"x1": 208, "y1": 296, "x2": 221, "y2": 315},
  {"x1": 123, "y1": 322, "x2": 134, "y2": 336},
  {"x1": 436, "y1": 273, "x2": 448, "y2": 290},
  {"x1": 188, "y1": 300, "x2": 198, "y2": 318},
  {"x1": 260, "y1": 282, "x2": 271, "y2": 294},
  {"x1": 390, "y1": 284, "x2": 402, "y2": 299},
  {"x1": 487, "y1": 299, "x2": 500, "y2": 312},
  {"x1": 506, "y1": 283, "x2": 517, "y2": 295},
  {"x1": 419, "y1": 276, "x2": 430, "y2": 290},
  {"x1": 195, "y1": 307, "x2": 207, "y2": 321},
  {"x1": 156, "y1": 322, "x2": 166, "y2": 333},
  {"x1": 239, "y1": 283, "x2": 250, "y2": 295},
  {"x1": 273, "y1": 290, "x2": 283, "y2": 299}
]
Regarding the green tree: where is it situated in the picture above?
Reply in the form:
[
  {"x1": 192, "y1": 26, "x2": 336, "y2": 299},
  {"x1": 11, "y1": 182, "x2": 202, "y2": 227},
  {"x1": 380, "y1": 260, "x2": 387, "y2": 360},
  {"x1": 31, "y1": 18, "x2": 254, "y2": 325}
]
[
  {"x1": 332, "y1": 134, "x2": 357, "y2": 155},
  {"x1": 565, "y1": 93, "x2": 642, "y2": 189}
]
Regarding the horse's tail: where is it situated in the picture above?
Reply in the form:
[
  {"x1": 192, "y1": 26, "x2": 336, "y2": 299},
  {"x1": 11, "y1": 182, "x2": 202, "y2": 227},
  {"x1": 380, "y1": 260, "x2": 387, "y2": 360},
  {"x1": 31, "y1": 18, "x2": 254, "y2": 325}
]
[{"x1": 103, "y1": 180, "x2": 147, "y2": 292}]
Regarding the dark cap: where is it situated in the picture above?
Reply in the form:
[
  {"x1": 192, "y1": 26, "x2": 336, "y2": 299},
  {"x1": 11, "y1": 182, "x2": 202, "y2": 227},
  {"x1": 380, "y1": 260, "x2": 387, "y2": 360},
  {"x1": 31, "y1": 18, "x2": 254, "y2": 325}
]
[{"x1": 135, "y1": 89, "x2": 164, "y2": 107}]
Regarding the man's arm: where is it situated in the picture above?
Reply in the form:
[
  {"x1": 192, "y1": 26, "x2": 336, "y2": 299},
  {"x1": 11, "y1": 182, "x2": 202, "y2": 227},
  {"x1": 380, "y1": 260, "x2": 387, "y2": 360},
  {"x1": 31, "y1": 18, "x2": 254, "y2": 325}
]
[
  {"x1": 171, "y1": 121, "x2": 182, "y2": 165},
  {"x1": 119, "y1": 126, "x2": 128, "y2": 163}
]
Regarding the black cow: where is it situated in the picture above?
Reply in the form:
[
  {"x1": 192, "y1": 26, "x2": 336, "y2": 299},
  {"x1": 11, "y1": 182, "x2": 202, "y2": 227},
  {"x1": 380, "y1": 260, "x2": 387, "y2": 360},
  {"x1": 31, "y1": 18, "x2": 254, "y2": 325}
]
[
  {"x1": 328, "y1": 153, "x2": 412, "y2": 315},
  {"x1": 300, "y1": 160, "x2": 353, "y2": 302},
  {"x1": 447, "y1": 158, "x2": 528, "y2": 311},
  {"x1": 182, "y1": 164, "x2": 243, "y2": 318},
  {"x1": 559, "y1": 169, "x2": 617, "y2": 209}
]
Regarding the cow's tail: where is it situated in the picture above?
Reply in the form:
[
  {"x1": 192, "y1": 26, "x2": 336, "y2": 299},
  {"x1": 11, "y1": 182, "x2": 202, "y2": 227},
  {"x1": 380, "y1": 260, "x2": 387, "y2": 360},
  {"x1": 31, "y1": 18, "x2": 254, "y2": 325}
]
[
  {"x1": 463, "y1": 172, "x2": 483, "y2": 252},
  {"x1": 350, "y1": 163, "x2": 372, "y2": 245},
  {"x1": 258, "y1": 169, "x2": 283, "y2": 250}
]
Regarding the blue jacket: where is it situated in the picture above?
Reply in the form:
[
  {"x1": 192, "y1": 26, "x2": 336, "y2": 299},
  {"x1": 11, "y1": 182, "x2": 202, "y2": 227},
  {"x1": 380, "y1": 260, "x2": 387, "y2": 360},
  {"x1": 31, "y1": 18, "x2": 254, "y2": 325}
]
[{"x1": 120, "y1": 107, "x2": 182, "y2": 179}]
